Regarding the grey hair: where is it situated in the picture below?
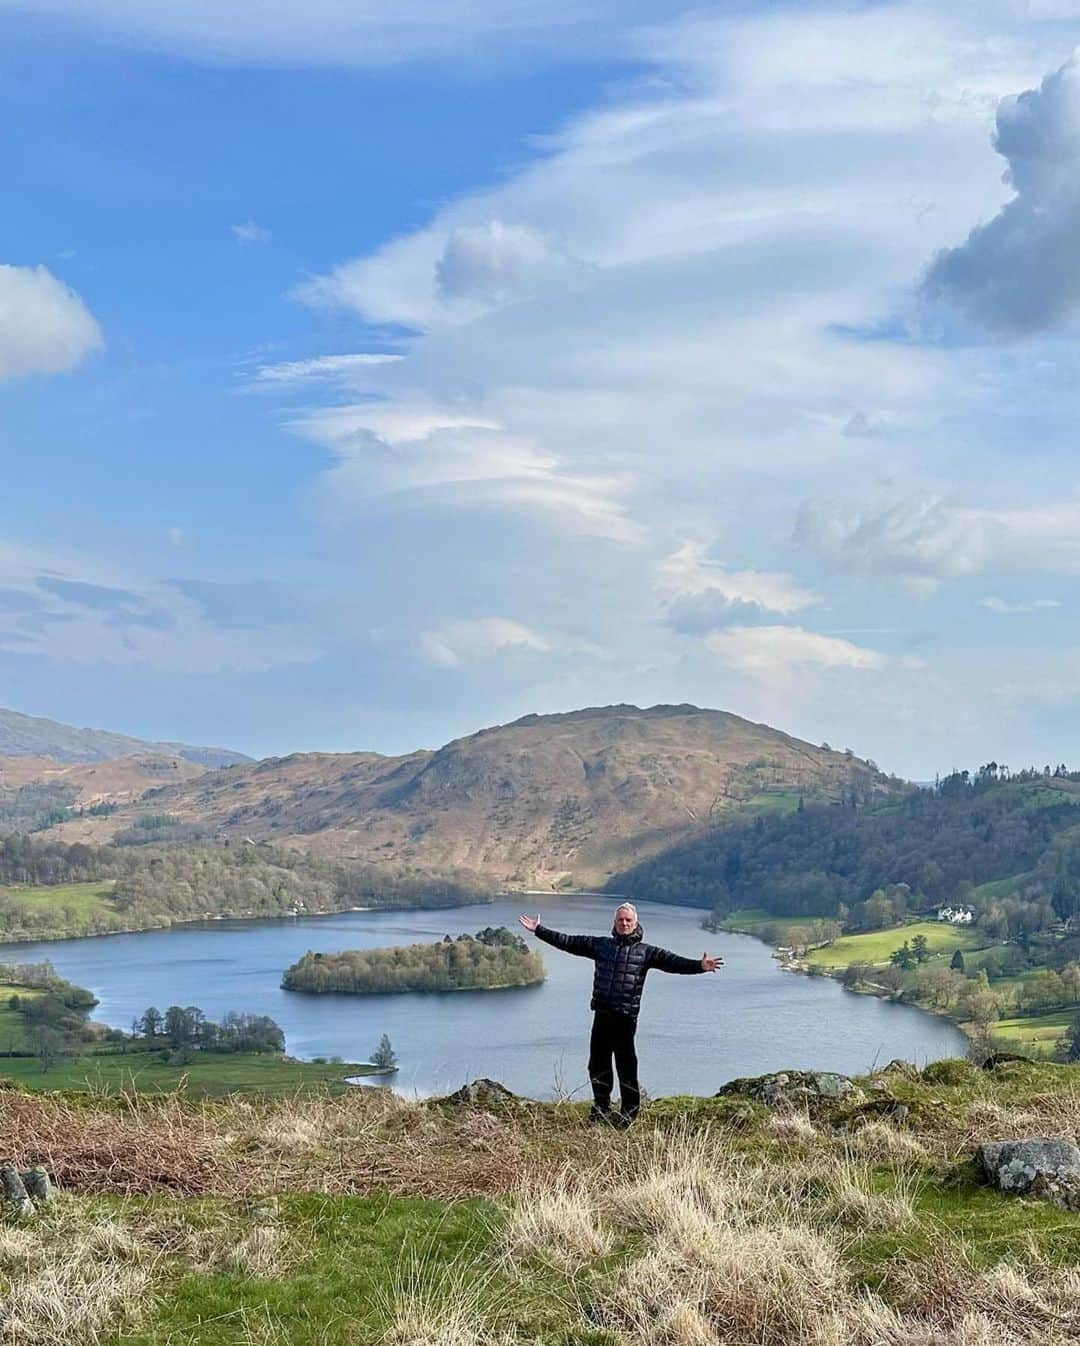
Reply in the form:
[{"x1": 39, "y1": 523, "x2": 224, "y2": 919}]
[{"x1": 615, "y1": 903, "x2": 638, "y2": 918}]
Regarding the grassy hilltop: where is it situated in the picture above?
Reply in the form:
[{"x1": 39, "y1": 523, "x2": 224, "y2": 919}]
[{"x1": 8, "y1": 1058, "x2": 1080, "y2": 1344}]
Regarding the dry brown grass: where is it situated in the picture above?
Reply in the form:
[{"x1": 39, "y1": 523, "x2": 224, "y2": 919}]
[{"x1": 0, "y1": 1196, "x2": 294, "y2": 1346}]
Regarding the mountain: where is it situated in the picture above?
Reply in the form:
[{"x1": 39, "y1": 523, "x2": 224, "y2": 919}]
[
  {"x1": 49, "y1": 703, "x2": 901, "y2": 889},
  {"x1": 0, "y1": 707, "x2": 249, "y2": 767}
]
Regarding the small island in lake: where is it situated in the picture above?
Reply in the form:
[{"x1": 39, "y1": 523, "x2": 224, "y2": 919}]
[{"x1": 282, "y1": 926, "x2": 546, "y2": 995}]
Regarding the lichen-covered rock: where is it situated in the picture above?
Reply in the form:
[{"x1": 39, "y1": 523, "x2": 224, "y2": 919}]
[
  {"x1": 716, "y1": 1070, "x2": 861, "y2": 1108},
  {"x1": 441, "y1": 1078, "x2": 518, "y2": 1108},
  {"x1": 976, "y1": 1139, "x2": 1080, "y2": 1209}
]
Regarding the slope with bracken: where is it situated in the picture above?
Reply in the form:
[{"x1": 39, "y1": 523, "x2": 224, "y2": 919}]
[{"x1": 50, "y1": 704, "x2": 902, "y2": 889}]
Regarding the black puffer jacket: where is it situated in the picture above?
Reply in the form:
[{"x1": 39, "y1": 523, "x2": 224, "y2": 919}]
[{"x1": 535, "y1": 921, "x2": 702, "y2": 1018}]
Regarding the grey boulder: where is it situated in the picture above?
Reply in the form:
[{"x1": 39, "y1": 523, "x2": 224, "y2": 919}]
[{"x1": 976, "y1": 1139, "x2": 1080, "y2": 1209}]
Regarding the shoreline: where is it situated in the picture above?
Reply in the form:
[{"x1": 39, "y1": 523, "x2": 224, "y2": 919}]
[
  {"x1": 716, "y1": 919, "x2": 977, "y2": 1048},
  {"x1": 283, "y1": 976, "x2": 546, "y2": 997},
  {"x1": 0, "y1": 893, "x2": 500, "y2": 950}
]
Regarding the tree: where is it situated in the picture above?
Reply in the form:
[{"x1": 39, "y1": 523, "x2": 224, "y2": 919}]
[
  {"x1": 950, "y1": 949, "x2": 966, "y2": 974},
  {"x1": 910, "y1": 934, "x2": 930, "y2": 964},
  {"x1": 372, "y1": 1034, "x2": 398, "y2": 1071},
  {"x1": 1059, "y1": 1011, "x2": 1080, "y2": 1062},
  {"x1": 139, "y1": 1006, "x2": 163, "y2": 1039},
  {"x1": 890, "y1": 942, "x2": 916, "y2": 971},
  {"x1": 29, "y1": 1026, "x2": 72, "y2": 1073}
]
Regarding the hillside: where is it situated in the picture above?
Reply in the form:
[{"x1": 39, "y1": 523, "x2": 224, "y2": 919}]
[
  {"x1": 10, "y1": 1058, "x2": 1080, "y2": 1346},
  {"x1": 0, "y1": 752, "x2": 208, "y2": 830},
  {"x1": 612, "y1": 767, "x2": 1080, "y2": 917},
  {"x1": 0, "y1": 705, "x2": 249, "y2": 766},
  {"x1": 46, "y1": 704, "x2": 899, "y2": 889}
]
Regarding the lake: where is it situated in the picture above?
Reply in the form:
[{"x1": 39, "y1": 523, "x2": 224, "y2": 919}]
[{"x1": 1, "y1": 894, "x2": 966, "y2": 1099}]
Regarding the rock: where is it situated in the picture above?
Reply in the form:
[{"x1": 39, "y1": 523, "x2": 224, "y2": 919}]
[
  {"x1": 441, "y1": 1078, "x2": 517, "y2": 1108},
  {"x1": 880, "y1": 1059, "x2": 920, "y2": 1080},
  {"x1": 1, "y1": 1165, "x2": 35, "y2": 1218},
  {"x1": 976, "y1": 1139, "x2": 1080, "y2": 1209},
  {"x1": 811, "y1": 1072, "x2": 855, "y2": 1099},
  {"x1": 716, "y1": 1070, "x2": 861, "y2": 1108},
  {"x1": 980, "y1": 1053, "x2": 1031, "y2": 1072},
  {"x1": 22, "y1": 1167, "x2": 52, "y2": 1203}
]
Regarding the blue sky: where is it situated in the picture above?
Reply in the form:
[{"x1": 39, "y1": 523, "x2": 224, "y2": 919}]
[{"x1": 5, "y1": 0, "x2": 1080, "y2": 776}]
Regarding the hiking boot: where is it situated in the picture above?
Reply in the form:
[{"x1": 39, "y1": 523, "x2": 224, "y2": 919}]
[
  {"x1": 612, "y1": 1110, "x2": 637, "y2": 1130},
  {"x1": 587, "y1": 1104, "x2": 613, "y2": 1126}
]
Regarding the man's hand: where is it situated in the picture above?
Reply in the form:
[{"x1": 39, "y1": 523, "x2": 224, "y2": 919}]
[
  {"x1": 518, "y1": 913, "x2": 540, "y2": 932},
  {"x1": 701, "y1": 952, "x2": 724, "y2": 973}
]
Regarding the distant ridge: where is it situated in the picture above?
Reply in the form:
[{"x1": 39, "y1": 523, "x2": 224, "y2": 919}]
[
  {"x1": 0, "y1": 706, "x2": 249, "y2": 768},
  {"x1": 49, "y1": 702, "x2": 900, "y2": 888}
]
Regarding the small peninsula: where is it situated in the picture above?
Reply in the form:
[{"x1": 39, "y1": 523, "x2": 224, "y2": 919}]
[{"x1": 282, "y1": 927, "x2": 546, "y2": 995}]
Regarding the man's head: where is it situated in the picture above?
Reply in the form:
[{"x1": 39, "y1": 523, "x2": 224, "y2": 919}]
[{"x1": 613, "y1": 903, "x2": 639, "y2": 935}]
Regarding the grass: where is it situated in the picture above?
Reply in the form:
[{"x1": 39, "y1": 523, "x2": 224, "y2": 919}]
[
  {"x1": 0, "y1": 980, "x2": 45, "y2": 1054},
  {"x1": 12, "y1": 1060, "x2": 1080, "y2": 1342},
  {"x1": 737, "y1": 791, "x2": 804, "y2": 817},
  {"x1": 717, "y1": 907, "x2": 776, "y2": 932},
  {"x1": 0, "y1": 880, "x2": 122, "y2": 938},
  {"x1": 805, "y1": 920, "x2": 985, "y2": 969},
  {"x1": 0, "y1": 1050, "x2": 380, "y2": 1097},
  {"x1": 992, "y1": 1010, "x2": 1075, "y2": 1053},
  {"x1": 970, "y1": 873, "x2": 1032, "y2": 903}
]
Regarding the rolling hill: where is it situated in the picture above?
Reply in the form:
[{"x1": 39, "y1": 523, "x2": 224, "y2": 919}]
[
  {"x1": 0, "y1": 706, "x2": 249, "y2": 767},
  {"x1": 46, "y1": 703, "x2": 901, "y2": 888}
]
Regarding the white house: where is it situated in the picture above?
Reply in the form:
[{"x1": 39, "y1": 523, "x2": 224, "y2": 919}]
[{"x1": 936, "y1": 906, "x2": 974, "y2": 924}]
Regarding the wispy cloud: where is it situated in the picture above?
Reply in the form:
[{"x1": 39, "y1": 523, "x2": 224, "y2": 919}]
[
  {"x1": 231, "y1": 220, "x2": 272, "y2": 244},
  {"x1": 978, "y1": 596, "x2": 1062, "y2": 614}
]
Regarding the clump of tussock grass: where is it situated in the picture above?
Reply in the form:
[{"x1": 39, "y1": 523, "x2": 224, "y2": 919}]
[
  {"x1": 0, "y1": 1257, "x2": 154, "y2": 1346},
  {"x1": 380, "y1": 1250, "x2": 519, "y2": 1346},
  {"x1": 876, "y1": 1240, "x2": 1080, "y2": 1343},
  {"x1": 500, "y1": 1168, "x2": 610, "y2": 1272},
  {"x1": 844, "y1": 1119, "x2": 929, "y2": 1165},
  {"x1": 600, "y1": 1220, "x2": 849, "y2": 1346},
  {"x1": 763, "y1": 1112, "x2": 818, "y2": 1145}
]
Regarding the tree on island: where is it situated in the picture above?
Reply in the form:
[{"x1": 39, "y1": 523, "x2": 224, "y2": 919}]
[{"x1": 372, "y1": 1034, "x2": 398, "y2": 1071}]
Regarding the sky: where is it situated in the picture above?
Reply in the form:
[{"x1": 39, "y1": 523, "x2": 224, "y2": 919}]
[{"x1": 5, "y1": 1, "x2": 1080, "y2": 777}]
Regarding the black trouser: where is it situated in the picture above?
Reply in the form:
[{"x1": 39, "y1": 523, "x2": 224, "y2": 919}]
[{"x1": 588, "y1": 1010, "x2": 640, "y2": 1117}]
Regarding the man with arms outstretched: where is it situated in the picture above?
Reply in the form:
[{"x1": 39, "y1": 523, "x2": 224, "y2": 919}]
[{"x1": 519, "y1": 903, "x2": 723, "y2": 1126}]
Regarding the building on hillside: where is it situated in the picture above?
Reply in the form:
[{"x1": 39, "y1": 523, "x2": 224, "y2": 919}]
[{"x1": 936, "y1": 905, "x2": 974, "y2": 924}]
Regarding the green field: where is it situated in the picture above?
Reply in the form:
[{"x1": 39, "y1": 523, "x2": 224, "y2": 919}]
[
  {"x1": 0, "y1": 879, "x2": 122, "y2": 937},
  {"x1": 717, "y1": 907, "x2": 777, "y2": 932},
  {"x1": 0, "y1": 981, "x2": 43, "y2": 1054},
  {"x1": 805, "y1": 920, "x2": 986, "y2": 969},
  {"x1": 992, "y1": 1010, "x2": 1075, "y2": 1054},
  {"x1": 0, "y1": 1050, "x2": 383, "y2": 1097}
]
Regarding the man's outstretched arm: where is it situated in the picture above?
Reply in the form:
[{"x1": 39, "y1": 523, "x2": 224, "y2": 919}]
[
  {"x1": 648, "y1": 945, "x2": 724, "y2": 974},
  {"x1": 518, "y1": 913, "x2": 597, "y2": 958}
]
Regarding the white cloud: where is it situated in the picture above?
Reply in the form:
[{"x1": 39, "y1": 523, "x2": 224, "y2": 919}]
[
  {"x1": 978, "y1": 595, "x2": 1062, "y2": 612},
  {"x1": 794, "y1": 495, "x2": 989, "y2": 589},
  {"x1": 797, "y1": 493, "x2": 1080, "y2": 587},
  {"x1": 420, "y1": 617, "x2": 551, "y2": 668},
  {"x1": 0, "y1": 265, "x2": 102, "y2": 380},
  {"x1": 706, "y1": 624, "x2": 886, "y2": 675},
  {"x1": 924, "y1": 51, "x2": 1080, "y2": 334},
  {"x1": 434, "y1": 221, "x2": 575, "y2": 305},
  {"x1": 291, "y1": 399, "x2": 637, "y2": 543},
  {"x1": 252, "y1": 353, "x2": 402, "y2": 384},
  {"x1": 656, "y1": 542, "x2": 819, "y2": 633},
  {"x1": 232, "y1": 220, "x2": 272, "y2": 243}
]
